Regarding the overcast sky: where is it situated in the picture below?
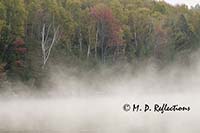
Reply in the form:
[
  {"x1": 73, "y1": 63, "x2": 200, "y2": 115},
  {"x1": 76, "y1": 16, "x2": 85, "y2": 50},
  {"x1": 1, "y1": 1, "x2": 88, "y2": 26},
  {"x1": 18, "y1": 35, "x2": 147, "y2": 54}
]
[{"x1": 165, "y1": 0, "x2": 200, "y2": 7}]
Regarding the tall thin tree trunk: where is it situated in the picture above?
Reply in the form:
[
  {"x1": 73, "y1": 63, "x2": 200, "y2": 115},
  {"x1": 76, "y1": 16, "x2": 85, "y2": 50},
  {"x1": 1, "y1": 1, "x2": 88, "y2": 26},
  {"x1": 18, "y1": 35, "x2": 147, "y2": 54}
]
[
  {"x1": 101, "y1": 23, "x2": 105, "y2": 63},
  {"x1": 79, "y1": 28, "x2": 83, "y2": 57},
  {"x1": 87, "y1": 27, "x2": 91, "y2": 59},
  {"x1": 69, "y1": 41, "x2": 72, "y2": 53},
  {"x1": 87, "y1": 45, "x2": 91, "y2": 59},
  {"x1": 104, "y1": 46, "x2": 107, "y2": 64},
  {"x1": 134, "y1": 23, "x2": 138, "y2": 48},
  {"x1": 95, "y1": 25, "x2": 99, "y2": 59}
]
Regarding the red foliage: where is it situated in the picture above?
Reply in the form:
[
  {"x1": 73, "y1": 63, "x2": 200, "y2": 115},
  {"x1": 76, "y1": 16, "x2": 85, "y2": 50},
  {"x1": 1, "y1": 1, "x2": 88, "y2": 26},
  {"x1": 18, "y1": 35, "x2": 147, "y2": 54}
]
[
  {"x1": 14, "y1": 38, "x2": 25, "y2": 47},
  {"x1": 90, "y1": 4, "x2": 123, "y2": 47},
  {"x1": 15, "y1": 60, "x2": 23, "y2": 67},
  {"x1": 15, "y1": 48, "x2": 27, "y2": 54},
  {"x1": 90, "y1": 4, "x2": 113, "y2": 22}
]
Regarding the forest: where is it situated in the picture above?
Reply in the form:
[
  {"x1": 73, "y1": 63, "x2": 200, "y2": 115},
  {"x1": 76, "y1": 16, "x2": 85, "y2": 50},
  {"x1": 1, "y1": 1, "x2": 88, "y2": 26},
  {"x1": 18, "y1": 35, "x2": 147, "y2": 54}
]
[{"x1": 0, "y1": 0, "x2": 200, "y2": 85}]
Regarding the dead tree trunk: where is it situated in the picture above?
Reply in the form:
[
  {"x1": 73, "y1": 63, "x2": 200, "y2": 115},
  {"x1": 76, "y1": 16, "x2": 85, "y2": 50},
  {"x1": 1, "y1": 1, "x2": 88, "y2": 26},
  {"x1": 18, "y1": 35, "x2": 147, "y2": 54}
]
[{"x1": 41, "y1": 24, "x2": 60, "y2": 69}]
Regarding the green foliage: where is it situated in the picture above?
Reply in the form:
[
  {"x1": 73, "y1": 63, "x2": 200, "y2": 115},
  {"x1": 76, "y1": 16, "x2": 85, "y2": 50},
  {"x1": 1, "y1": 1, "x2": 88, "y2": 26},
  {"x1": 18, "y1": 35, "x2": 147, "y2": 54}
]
[{"x1": 0, "y1": 0, "x2": 200, "y2": 82}]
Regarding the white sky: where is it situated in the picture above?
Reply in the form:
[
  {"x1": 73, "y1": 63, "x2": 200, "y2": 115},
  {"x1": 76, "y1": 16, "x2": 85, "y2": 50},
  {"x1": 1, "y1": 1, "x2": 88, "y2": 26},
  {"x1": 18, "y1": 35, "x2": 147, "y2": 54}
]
[{"x1": 164, "y1": 0, "x2": 200, "y2": 7}]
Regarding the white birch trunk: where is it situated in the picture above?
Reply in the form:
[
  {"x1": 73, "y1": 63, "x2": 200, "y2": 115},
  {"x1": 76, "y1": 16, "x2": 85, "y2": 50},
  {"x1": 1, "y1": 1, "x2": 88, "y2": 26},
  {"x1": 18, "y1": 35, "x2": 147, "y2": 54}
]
[{"x1": 41, "y1": 24, "x2": 60, "y2": 69}]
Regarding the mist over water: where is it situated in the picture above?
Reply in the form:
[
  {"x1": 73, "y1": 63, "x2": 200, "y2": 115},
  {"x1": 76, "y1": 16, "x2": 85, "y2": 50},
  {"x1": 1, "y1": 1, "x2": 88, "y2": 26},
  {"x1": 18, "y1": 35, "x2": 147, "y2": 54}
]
[{"x1": 0, "y1": 53, "x2": 200, "y2": 133}]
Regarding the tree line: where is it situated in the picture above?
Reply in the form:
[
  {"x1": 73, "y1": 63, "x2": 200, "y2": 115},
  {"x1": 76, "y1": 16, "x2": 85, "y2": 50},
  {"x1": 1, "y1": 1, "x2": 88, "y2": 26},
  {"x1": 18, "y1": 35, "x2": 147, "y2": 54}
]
[{"x1": 0, "y1": 0, "x2": 200, "y2": 81}]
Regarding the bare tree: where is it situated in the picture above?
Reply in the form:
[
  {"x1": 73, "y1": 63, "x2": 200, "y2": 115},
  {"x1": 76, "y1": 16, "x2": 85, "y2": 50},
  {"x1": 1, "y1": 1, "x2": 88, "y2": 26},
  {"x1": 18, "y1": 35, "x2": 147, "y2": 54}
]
[{"x1": 41, "y1": 24, "x2": 60, "y2": 69}]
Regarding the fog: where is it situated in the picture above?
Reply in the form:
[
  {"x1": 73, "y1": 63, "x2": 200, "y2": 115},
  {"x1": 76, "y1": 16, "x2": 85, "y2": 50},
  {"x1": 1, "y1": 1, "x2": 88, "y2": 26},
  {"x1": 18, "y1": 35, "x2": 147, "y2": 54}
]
[{"x1": 0, "y1": 53, "x2": 200, "y2": 133}]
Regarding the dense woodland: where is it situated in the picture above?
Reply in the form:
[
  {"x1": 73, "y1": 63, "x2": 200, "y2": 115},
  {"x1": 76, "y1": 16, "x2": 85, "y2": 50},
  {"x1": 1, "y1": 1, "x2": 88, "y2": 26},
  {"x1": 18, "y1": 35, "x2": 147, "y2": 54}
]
[{"x1": 0, "y1": 0, "x2": 200, "y2": 85}]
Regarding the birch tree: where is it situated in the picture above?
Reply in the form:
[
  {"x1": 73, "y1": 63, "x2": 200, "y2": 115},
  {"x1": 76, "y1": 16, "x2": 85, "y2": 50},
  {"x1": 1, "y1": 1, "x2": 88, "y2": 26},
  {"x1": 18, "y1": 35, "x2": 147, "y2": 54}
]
[{"x1": 41, "y1": 23, "x2": 60, "y2": 69}]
